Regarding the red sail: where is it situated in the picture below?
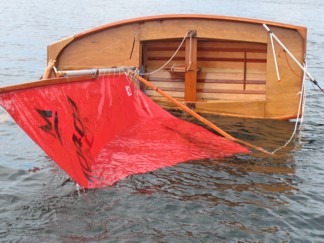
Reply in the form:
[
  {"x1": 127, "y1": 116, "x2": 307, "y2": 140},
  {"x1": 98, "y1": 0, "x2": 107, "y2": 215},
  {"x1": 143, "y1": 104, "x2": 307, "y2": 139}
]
[{"x1": 0, "y1": 74, "x2": 248, "y2": 188}]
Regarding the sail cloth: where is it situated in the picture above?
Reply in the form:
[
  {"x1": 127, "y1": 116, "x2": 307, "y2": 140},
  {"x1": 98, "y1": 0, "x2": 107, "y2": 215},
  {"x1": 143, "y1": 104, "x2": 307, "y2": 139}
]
[{"x1": 0, "y1": 74, "x2": 248, "y2": 188}]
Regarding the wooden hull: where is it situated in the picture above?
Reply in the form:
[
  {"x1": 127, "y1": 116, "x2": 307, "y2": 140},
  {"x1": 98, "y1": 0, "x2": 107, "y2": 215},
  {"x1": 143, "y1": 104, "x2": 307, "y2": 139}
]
[{"x1": 47, "y1": 15, "x2": 307, "y2": 119}]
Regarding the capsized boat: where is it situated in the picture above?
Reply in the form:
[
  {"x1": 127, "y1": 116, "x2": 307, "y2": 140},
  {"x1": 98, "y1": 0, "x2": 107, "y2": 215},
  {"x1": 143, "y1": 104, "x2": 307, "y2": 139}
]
[
  {"x1": 47, "y1": 14, "x2": 314, "y2": 120},
  {"x1": 0, "y1": 15, "x2": 321, "y2": 188}
]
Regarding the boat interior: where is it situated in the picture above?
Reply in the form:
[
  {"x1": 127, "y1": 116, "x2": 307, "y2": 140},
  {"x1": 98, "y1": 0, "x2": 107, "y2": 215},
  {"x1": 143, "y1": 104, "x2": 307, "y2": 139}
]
[{"x1": 142, "y1": 33, "x2": 267, "y2": 104}]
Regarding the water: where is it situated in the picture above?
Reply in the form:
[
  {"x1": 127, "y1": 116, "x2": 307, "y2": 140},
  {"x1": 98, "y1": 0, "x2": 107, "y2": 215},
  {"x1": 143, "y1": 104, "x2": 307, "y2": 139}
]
[{"x1": 0, "y1": 0, "x2": 324, "y2": 241}]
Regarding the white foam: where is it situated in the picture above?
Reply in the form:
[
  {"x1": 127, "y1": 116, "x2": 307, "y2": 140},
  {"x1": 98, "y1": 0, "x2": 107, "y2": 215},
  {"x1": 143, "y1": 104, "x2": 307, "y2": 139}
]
[{"x1": 0, "y1": 113, "x2": 11, "y2": 124}]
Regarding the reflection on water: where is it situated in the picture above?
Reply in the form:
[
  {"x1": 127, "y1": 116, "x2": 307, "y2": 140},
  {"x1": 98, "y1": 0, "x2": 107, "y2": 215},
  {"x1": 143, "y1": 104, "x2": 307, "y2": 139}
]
[{"x1": 1, "y1": 110, "x2": 314, "y2": 241}]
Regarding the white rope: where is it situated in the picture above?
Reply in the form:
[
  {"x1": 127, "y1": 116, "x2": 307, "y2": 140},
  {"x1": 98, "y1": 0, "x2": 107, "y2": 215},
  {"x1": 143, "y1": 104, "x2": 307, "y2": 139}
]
[
  {"x1": 263, "y1": 24, "x2": 320, "y2": 88},
  {"x1": 271, "y1": 63, "x2": 307, "y2": 154},
  {"x1": 140, "y1": 31, "x2": 190, "y2": 76},
  {"x1": 299, "y1": 62, "x2": 308, "y2": 129},
  {"x1": 186, "y1": 32, "x2": 193, "y2": 71},
  {"x1": 269, "y1": 33, "x2": 281, "y2": 81}
]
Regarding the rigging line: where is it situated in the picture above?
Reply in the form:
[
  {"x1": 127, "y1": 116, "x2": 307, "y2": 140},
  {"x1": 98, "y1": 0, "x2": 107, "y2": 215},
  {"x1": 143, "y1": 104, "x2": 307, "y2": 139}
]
[
  {"x1": 270, "y1": 32, "x2": 281, "y2": 81},
  {"x1": 263, "y1": 24, "x2": 323, "y2": 93},
  {"x1": 271, "y1": 64, "x2": 307, "y2": 154},
  {"x1": 129, "y1": 36, "x2": 136, "y2": 59},
  {"x1": 299, "y1": 62, "x2": 308, "y2": 129},
  {"x1": 140, "y1": 31, "x2": 190, "y2": 76},
  {"x1": 186, "y1": 32, "x2": 193, "y2": 71},
  {"x1": 284, "y1": 51, "x2": 303, "y2": 78}
]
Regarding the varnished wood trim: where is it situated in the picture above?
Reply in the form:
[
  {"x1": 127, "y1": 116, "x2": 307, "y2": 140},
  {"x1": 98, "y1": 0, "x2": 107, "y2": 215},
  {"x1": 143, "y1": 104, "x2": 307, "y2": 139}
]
[
  {"x1": 149, "y1": 77, "x2": 185, "y2": 82},
  {"x1": 148, "y1": 87, "x2": 184, "y2": 92},
  {"x1": 185, "y1": 33, "x2": 198, "y2": 101},
  {"x1": 147, "y1": 47, "x2": 267, "y2": 53},
  {"x1": 198, "y1": 47, "x2": 267, "y2": 53},
  {"x1": 149, "y1": 77, "x2": 266, "y2": 85},
  {"x1": 145, "y1": 86, "x2": 265, "y2": 95},
  {"x1": 198, "y1": 57, "x2": 267, "y2": 63},
  {"x1": 197, "y1": 79, "x2": 266, "y2": 85},
  {"x1": 147, "y1": 57, "x2": 185, "y2": 61},
  {"x1": 0, "y1": 75, "x2": 96, "y2": 93},
  {"x1": 72, "y1": 14, "x2": 307, "y2": 41},
  {"x1": 148, "y1": 77, "x2": 266, "y2": 85},
  {"x1": 147, "y1": 47, "x2": 185, "y2": 52},
  {"x1": 197, "y1": 89, "x2": 265, "y2": 94},
  {"x1": 148, "y1": 56, "x2": 266, "y2": 63},
  {"x1": 244, "y1": 52, "x2": 247, "y2": 90}
]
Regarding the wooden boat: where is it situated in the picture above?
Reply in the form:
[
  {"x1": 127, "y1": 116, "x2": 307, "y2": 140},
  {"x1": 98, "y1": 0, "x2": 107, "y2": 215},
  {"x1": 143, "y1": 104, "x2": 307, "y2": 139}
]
[
  {"x1": 0, "y1": 15, "x2": 317, "y2": 187},
  {"x1": 47, "y1": 14, "x2": 308, "y2": 120}
]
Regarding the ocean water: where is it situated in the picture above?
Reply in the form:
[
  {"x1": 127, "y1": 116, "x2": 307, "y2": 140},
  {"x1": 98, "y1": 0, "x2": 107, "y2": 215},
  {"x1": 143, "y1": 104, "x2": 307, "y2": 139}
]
[{"x1": 0, "y1": 0, "x2": 324, "y2": 241}]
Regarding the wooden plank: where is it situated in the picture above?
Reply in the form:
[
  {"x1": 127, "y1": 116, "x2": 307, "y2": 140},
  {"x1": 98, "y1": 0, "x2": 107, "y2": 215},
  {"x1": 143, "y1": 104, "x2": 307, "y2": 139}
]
[
  {"x1": 147, "y1": 56, "x2": 185, "y2": 61},
  {"x1": 198, "y1": 51, "x2": 244, "y2": 58},
  {"x1": 185, "y1": 33, "x2": 197, "y2": 101},
  {"x1": 57, "y1": 24, "x2": 141, "y2": 70},
  {"x1": 69, "y1": 15, "x2": 306, "y2": 42},
  {"x1": 199, "y1": 64, "x2": 245, "y2": 74},
  {"x1": 245, "y1": 84, "x2": 266, "y2": 91},
  {"x1": 197, "y1": 82, "x2": 245, "y2": 91},
  {"x1": 244, "y1": 52, "x2": 247, "y2": 90},
  {"x1": 148, "y1": 77, "x2": 185, "y2": 82},
  {"x1": 195, "y1": 100, "x2": 266, "y2": 118},
  {"x1": 198, "y1": 57, "x2": 267, "y2": 63},
  {"x1": 147, "y1": 47, "x2": 185, "y2": 52},
  {"x1": 148, "y1": 81, "x2": 185, "y2": 89},
  {"x1": 198, "y1": 47, "x2": 267, "y2": 53},
  {"x1": 196, "y1": 92, "x2": 265, "y2": 101},
  {"x1": 197, "y1": 88, "x2": 265, "y2": 94},
  {"x1": 145, "y1": 89, "x2": 184, "y2": 98},
  {"x1": 197, "y1": 79, "x2": 266, "y2": 84}
]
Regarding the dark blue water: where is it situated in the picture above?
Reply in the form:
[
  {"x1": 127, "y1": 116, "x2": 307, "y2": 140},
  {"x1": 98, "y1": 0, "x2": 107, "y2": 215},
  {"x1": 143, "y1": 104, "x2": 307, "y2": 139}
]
[{"x1": 1, "y1": 0, "x2": 324, "y2": 241}]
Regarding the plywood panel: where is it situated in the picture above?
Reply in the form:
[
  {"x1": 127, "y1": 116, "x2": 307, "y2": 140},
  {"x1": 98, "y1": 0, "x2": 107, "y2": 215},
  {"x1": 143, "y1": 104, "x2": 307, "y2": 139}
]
[
  {"x1": 196, "y1": 92, "x2": 265, "y2": 101},
  {"x1": 197, "y1": 83, "x2": 244, "y2": 91},
  {"x1": 149, "y1": 81, "x2": 185, "y2": 89},
  {"x1": 145, "y1": 89, "x2": 184, "y2": 98},
  {"x1": 198, "y1": 71, "x2": 244, "y2": 80},
  {"x1": 265, "y1": 26, "x2": 305, "y2": 118},
  {"x1": 58, "y1": 24, "x2": 141, "y2": 70},
  {"x1": 139, "y1": 19, "x2": 268, "y2": 44},
  {"x1": 195, "y1": 100, "x2": 266, "y2": 118}
]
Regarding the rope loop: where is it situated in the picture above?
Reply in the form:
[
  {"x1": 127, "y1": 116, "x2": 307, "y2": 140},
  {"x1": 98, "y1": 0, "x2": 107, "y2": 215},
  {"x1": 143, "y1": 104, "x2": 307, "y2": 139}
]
[{"x1": 140, "y1": 31, "x2": 191, "y2": 76}]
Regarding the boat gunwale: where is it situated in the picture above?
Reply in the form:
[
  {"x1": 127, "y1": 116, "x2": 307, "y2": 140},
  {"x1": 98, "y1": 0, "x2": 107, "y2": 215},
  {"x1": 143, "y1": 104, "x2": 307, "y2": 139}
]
[
  {"x1": 49, "y1": 14, "x2": 307, "y2": 66},
  {"x1": 72, "y1": 14, "x2": 307, "y2": 41}
]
